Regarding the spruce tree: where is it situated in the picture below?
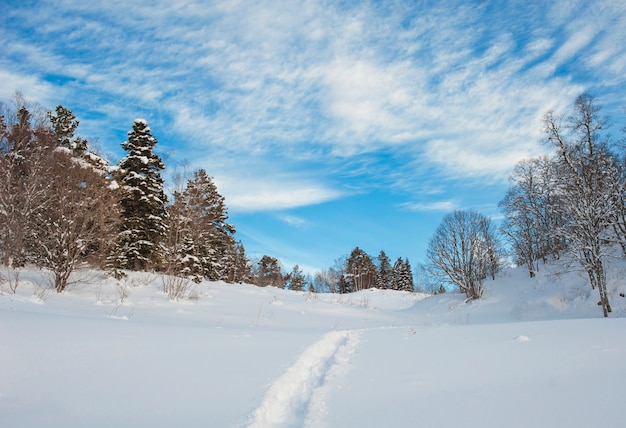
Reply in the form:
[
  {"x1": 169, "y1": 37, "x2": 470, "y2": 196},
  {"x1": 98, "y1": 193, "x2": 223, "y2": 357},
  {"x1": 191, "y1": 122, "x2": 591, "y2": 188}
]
[
  {"x1": 376, "y1": 250, "x2": 392, "y2": 289},
  {"x1": 391, "y1": 257, "x2": 403, "y2": 290},
  {"x1": 178, "y1": 169, "x2": 235, "y2": 280},
  {"x1": 49, "y1": 105, "x2": 87, "y2": 154},
  {"x1": 345, "y1": 247, "x2": 376, "y2": 292},
  {"x1": 400, "y1": 258, "x2": 414, "y2": 292},
  {"x1": 255, "y1": 255, "x2": 284, "y2": 288},
  {"x1": 113, "y1": 119, "x2": 168, "y2": 271},
  {"x1": 174, "y1": 234, "x2": 203, "y2": 283},
  {"x1": 391, "y1": 257, "x2": 414, "y2": 291},
  {"x1": 286, "y1": 264, "x2": 306, "y2": 291},
  {"x1": 224, "y1": 241, "x2": 252, "y2": 284}
]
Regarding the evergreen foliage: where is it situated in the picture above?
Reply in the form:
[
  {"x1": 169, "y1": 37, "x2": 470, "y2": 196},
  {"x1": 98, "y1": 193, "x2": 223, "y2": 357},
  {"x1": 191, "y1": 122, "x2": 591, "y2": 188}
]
[
  {"x1": 113, "y1": 119, "x2": 168, "y2": 271},
  {"x1": 5, "y1": 91, "x2": 626, "y2": 312},
  {"x1": 49, "y1": 105, "x2": 88, "y2": 154},
  {"x1": 391, "y1": 257, "x2": 414, "y2": 292},
  {"x1": 182, "y1": 169, "x2": 235, "y2": 279},
  {"x1": 286, "y1": 264, "x2": 307, "y2": 291},
  {"x1": 255, "y1": 255, "x2": 284, "y2": 288},
  {"x1": 375, "y1": 250, "x2": 392, "y2": 289},
  {"x1": 343, "y1": 247, "x2": 376, "y2": 293},
  {"x1": 224, "y1": 241, "x2": 252, "y2": 284}
]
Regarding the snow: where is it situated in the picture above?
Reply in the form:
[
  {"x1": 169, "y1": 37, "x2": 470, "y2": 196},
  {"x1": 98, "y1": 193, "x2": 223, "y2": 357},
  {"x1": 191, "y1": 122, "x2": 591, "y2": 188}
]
[{"x1": 1, "y1": 260, "x2": 626, "y2": 427}]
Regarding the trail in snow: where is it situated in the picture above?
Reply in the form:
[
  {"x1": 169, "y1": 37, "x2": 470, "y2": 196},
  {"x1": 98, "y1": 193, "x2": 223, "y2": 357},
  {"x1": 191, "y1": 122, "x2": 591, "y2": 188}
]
[{"x1": 247, "y1": 329, "x2": 360, "y2": 428}]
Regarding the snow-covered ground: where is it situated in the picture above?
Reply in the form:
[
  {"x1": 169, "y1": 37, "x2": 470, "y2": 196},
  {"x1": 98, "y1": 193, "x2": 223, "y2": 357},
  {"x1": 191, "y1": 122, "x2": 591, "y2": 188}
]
[{"x1": 2, "y1": 261, "x2": 626, "y2": 427}]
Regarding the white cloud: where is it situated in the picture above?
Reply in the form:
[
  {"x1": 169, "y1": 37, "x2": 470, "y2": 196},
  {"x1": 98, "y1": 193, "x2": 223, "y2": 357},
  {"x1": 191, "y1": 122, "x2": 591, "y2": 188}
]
[
  {"x1": 278, "y1": 215, "x2": 308, "y2": 229},
  {"x1": 551, "y1": 25, "x2": 597, "y2": 69},
  {"x1": 400, "y1": 200, "x2": 458, "y2": 213},
  {"x1": 0, "y1": 70, "x2": 56, "y2": 105},
  {"x1": 2, "y1": 0, "x2": 625, "y2": 210},
  {"x1": 215, "y1": 174, "x2": 345, "y2": 212}
]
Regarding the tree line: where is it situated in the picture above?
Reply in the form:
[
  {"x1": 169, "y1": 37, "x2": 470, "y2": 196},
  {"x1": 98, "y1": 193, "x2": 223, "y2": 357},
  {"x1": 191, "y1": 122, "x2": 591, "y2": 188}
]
[
  {"x1": 0, "y1": 94, "x2": 250, "y2": 292},
  {"x1": 256, "y1": 248, "x2": 416, "y2": 293},
  {"x1": 3, "y1": 92, "x2": 624, "y2": 314},
  {"x1": 426, "y1": 94, "x2": 626, "y2": 317},
  {"x1": 0, "y1": 93, "x2": 419, "y2": 295}
]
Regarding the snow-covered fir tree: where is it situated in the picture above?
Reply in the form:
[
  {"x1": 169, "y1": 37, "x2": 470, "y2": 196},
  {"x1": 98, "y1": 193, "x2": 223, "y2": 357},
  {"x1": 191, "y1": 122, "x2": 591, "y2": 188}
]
[
  {"x1": 170, "y1": 169, "x2": 236, "y2": 280},
  {"x1": 223, "y1": 240, "x2": 252, "y2": 284},
  {"x1": 391, "y1": 257, "x2": 414, "y2": 292},
  {"x1": 344, "y1": 247, "x2": 376, "y2": 293},
  {"x1": 112, "y1": 119, "x2": 168, "y2": 271},
  {"x1": 173, "y1": 234, "x2": 203, "y2": 283},
  {"x1": 375, "y1": 250, "x2": 392, "y2": 289}
]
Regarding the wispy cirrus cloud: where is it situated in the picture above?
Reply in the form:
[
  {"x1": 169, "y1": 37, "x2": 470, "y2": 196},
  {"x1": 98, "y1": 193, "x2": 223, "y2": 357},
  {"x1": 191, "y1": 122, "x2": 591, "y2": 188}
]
[
  {"x1": 400, "y1": 200, "x2": 459, "y2": 213},
  {"x1": 2, "y1": 0, "x2": 626, "y2": 212},
  {"x1": 278, "y1": 215, "x2": 309, "y2": 229}
]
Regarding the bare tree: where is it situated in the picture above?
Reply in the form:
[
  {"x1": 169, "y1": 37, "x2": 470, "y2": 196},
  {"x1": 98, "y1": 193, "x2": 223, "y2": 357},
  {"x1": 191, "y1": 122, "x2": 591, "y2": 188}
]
[
  {"x1": 0, "y1": 105, "x2": 53, "y2": 267},
  {"x1": 543, "y1": 94, "x2": 623, "y2": 317},
  {"x1": 29, "y1": 146, "x2": 119, "y2": 292},
  {"x1": 427, "y1": 210, "x2": 502, "y2": 300},
  {"x1": 313, "y1": 268, "x2": 341, "y2": 293},
  {"x1": 500, "y1": 156, "x2": 565, "y2": 277}
]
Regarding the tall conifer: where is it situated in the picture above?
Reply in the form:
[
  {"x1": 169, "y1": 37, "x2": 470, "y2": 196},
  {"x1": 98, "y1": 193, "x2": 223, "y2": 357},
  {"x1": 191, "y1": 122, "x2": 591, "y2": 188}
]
[{"x1": 113, "y1": 119, "x2": 168, "y2": 271}]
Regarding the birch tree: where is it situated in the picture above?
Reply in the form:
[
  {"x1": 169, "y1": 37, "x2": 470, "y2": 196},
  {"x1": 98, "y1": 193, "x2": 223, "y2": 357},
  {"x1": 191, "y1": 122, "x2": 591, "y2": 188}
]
[{"x1": 543, "y1": 94, "x2": 623, "y2": 317}]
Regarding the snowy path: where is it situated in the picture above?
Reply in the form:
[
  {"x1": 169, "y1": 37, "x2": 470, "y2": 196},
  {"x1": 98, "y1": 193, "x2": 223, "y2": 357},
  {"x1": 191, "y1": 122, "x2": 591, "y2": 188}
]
[{"x1": 247, "y1": 329, "x2": 360, "y2": 428}]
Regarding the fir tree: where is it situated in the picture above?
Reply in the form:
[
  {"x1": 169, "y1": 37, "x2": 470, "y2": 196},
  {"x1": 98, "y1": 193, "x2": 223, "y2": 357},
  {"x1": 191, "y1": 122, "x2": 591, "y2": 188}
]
[
  {"x1": 49, "y1": 105, "x2": 87, "y2": 154},
  {"x1": 224, "y1": 241, "x2": 252, "y2": 283},
  {"x1": 286, "y1": 264, "x2": 306, "y2": 291},
  {"x1": 344, "y1": 247, "x2": 376, "y2": 292},
  {"x1": 376, "y1": 250, "x2": 392, "y2": 289},
  {"x1": 113, "y1": 119, "x2": 168, "y2": 271},
  {"x1": 174, "y1": 234, "x2": 203, "y2": 283},
  {"x1": 255, "y1": 255, "x2": 284, "y2": 288},
  {"x1": 400, "y1": 258, "x2": 414, "y2": 292},
  {"x1": 177, "y1": 169, "x2": 235, "y2": 280},
  {"x1": 391, "y1": 257, "x2": 414, "y2": 292}
]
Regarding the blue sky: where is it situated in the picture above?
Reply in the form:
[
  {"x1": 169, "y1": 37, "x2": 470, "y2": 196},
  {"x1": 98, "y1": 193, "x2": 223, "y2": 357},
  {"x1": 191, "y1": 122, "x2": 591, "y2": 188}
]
[{"x1": 2, "y1": 0, "x2": 626, "y2": 274}]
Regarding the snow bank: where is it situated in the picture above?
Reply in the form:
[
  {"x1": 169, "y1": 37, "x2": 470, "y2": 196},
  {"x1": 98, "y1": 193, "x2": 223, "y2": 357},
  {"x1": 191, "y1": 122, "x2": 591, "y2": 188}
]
[{"x1": 1, "y1": 261, "x2": 626, "y2": 427}]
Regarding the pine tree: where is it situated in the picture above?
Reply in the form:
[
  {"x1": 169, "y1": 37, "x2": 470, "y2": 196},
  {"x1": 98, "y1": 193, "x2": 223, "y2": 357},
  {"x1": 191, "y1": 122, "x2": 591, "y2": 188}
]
[
  {"x1": 375, "y1": 250, "x2": 392, "y2": 289},
  {"x1": 255, "y1": 255, "x2": 284, "y2": 288},
  {"x1": 286, "y1": 264, "x2": 306, "y2": 291},
  {"x1": 391, "y1": 257, "x2": 402, "y2": 291},
  {"x1": 49, "y1": 105, "x2": 87, "y2": 154},
  {"x1": 224, "y1": 241, "x2": 252, "y2": 283},
  {"x1": 344, "y1": 247, "x2": 376, "y2": 292},
  {"x1": 113, "y1": 119, "x2": 168, "y2": 271},
  {"x1": 400, "y1": 258, "x2": 414, "y2": 292},
  {"x1": 391, "y1": 258, "x2": 414, "y2": 292},
  {"x1": 174, "y1": 234, "x2": 203, "y2": 283},
  {"x1": 177, "y1": 169, "x2": 235, "y2": 280}
]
